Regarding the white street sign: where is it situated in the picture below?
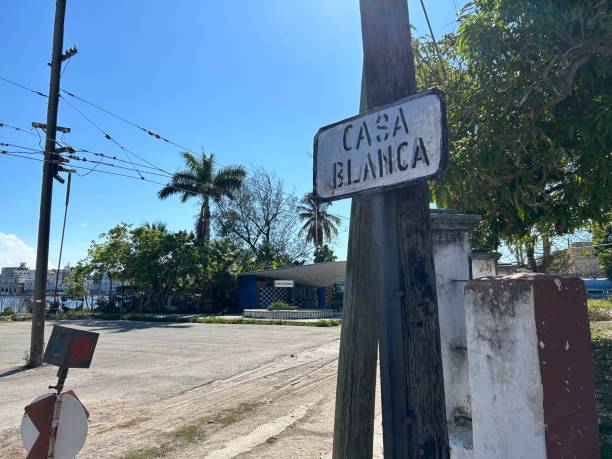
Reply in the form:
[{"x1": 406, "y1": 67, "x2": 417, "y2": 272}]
[
  {"x1": 313, "y1": 89, "x2": 447, "y2": 201},
  {"x1": 274, "y1": 280, "x2": 295, "y2": 288}
]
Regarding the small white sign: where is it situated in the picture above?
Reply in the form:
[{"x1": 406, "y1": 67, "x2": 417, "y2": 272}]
[
  {"x1": 274, "y1": 280, "x2": 295, "y2": 288},
  {"x1": 314, "y1": 89, "x2": 447, "y2": 201}
]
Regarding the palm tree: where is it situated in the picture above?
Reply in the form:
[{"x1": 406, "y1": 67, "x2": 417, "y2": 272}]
[
  {"x1": 158, "y1": 152, "x2": 245, "y2": 242},
  {"x1": 142, "y1": 221, "x2": 168, "y2": 233},
  {"x1": 298, "y1": 192, "x2": 341, "y2": 249}
]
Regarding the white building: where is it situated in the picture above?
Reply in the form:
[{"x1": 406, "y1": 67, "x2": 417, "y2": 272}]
[{"x1": 0, "y1": 263, "x2": 30, "y2": 295}]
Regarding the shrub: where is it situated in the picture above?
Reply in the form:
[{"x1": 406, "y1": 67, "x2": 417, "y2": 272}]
[
  {"x1": 266, "y1": 301, "x2": 298, "y2": 311},
  {"x1": 1, "y1": 306, "x2": 13, "y2": 316}
]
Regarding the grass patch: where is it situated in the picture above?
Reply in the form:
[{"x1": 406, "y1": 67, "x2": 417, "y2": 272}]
[
  {"x1": 588, "y1": 299, "x2": 612, "y2": 322},
  {"x1": 267, "y1": 301, "x2": 299, "y2": 311},
  {"x1": 61, "y1": 310, "x2": 340, "y2": 326},
  {"x1": 173, "y1": 424, "x2": 205, "y2": 442},
  {"x1": 590, "y1": 299, "x2": 612, "y2": 309},
  {"x1": 194, "y1": 317, "x2": 340, "y2": 327},
  {"x1": 205, "y1": 402, "x2": 258, "y2": 427},
  {"x1": 122, "y1": 446, "x2": 168, "y2": 459},
  {"x1": 3, "y1": 309, "x2": 341, "y2": 327},
  {"x1": 592, "y1": 321, "x2": 612, "y2": 457}
]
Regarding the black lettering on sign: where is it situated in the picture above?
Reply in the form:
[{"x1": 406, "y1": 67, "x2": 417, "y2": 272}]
[
  {"x1": 347, "y1": 159, "x2": 353, "y2": 184},
  {"x1": 356, "y1": 121, "x2": 372, "y2": 150},
  {"x1": 343, "y1": 124, "x2": 353, "y2": 152},
  {"x1": 378, "y1": 145, "x2": 393, "y2": 177},
  {"x1": 377, "y1": 148, "x2": 385, "y2": 177},
  {"x1": 333, "y1": 162, "x2": 344, "y2": 189},
  {"x1": 386, "y1": 145, "x2": 394, "y2": 174},
  {"x1": 376, "y1": 113, "x2": 389, "y2": 143},
  {"x1": 397, "y1": 141, "x2": 409, "y2": 171},
  {"x1": 363, "y1": 153, "x2": 377, "y2": 181},
  {"x1": 392, "y1": 107, "x2": 410, "y2": 137},
  {"x1": 411, "y1": 137, "x2": 430, "y2": 168},
  {"x1": 352, "y1": 162, "x2": 360, "y2": 184}
]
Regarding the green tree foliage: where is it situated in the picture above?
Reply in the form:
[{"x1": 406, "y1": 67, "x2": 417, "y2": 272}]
[
  {"x1": 252, "y1": 241, "x2": 293, "y2": 271},
  {"x1": 593, "y1": 214, "x2": 612, "y2": 279},
  {"x1": 158, "y1": 152, "x2": 245, "y2": 242},
  {"x1": 64, "y1": 262, "x2": 90, "y2": 303},
  {"x1": 87, "y1": 223, "x2": 132, "y2": 300},
  {"x1": 71, "y1": 223, "x2": 249, "y2": 312},
  {"x1": 298, "y1": 192, "x2": 341, "y2": 252},
  {"x1": 416, "y1": 0, "x2": 612, "y2": 270},
  {"x1": 313, "y1": 244, "x2": 337, "y2": 264}
]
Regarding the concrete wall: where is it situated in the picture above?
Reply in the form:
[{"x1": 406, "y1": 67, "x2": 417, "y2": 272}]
[{"x1": 464, "y1": 274, "x2": 600, "y2": 458}]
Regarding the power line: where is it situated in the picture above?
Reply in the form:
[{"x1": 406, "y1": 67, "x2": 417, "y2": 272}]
[
  {"x1": 57, "y1": 89, "x2": 350, "y2": 221},
  {"x1": 0, "y1": 121, "x2": 39, "y2": 138},
  {"x1": 0, "y1": 142, "x2": 43, "y2": 152},
  {"x1": 0, "y1": 75, "x2": 48, "y2": 98},
  {"x1": 60, "y1": 95, "x2": 146, "y2": 179},
  {"x1": 418, "y1": 0, "x2": 447, "y2": 78},
  {"x1": 1, "y1": 80, "x2": 350, "y2": 222},
  {"x1": 60, "y1": 89, "x2": 199, "y2": 155},
  {"x1": 0, "y1": 149, "x2": 212, "y2": 195}
]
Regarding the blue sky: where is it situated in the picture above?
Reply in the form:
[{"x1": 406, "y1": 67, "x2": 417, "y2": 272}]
[{"x1": 0, "y1": 1, "x2": 465, "y2": 269}]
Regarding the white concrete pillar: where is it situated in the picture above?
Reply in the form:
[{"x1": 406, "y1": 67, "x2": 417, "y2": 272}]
[
  {"x1": 431, "y1": 210, "x2": 480, "y2": 431},
  {"x1": 464, "y1": 274, "x2": 599, "y2": 459},
  {"x1": 470, "y1": 249, "x2": 500, "y2": 278}
]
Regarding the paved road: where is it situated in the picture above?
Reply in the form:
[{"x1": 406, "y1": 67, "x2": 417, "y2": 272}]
[{"x1": 0, "y1": 320, "x2": 339, "y2": 429}]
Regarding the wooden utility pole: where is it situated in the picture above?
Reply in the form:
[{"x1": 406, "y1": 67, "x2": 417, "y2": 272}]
[
  {"x1": 332, "y1": 70, "x2": 380, "y2": 459},
  {"x1": 333, "y1": 1, "x2": 450, "y2": 458},
  {"x1": 30, "y1": 0, "x2": 68, "y2": 367},
  {"x1": 362, "y1": 1, "x2": 449, "y2": 457}
]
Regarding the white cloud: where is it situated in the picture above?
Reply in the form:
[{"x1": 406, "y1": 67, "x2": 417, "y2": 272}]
[
  {"x1": 80, "y1": 222, "x2": 87, "y2": 227},
  {"x1": 0, "y1": 233, "x2": 36, "y2": 269}
]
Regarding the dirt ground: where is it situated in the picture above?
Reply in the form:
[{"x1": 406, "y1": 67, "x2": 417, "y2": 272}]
[{"x1": 0, "y1": 320, "x2": 383, "y2": 459}]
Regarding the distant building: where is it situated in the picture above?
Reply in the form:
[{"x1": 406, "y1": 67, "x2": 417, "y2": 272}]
[
  {"x1": 0, "y1": 262, "x2": 30, "y2": 295},
  {"x1": 0, "y1": 263, "x2": 76, "y2": 294},
  {"x1": 238, "y1": 262, "x2": 346, "y2": 309},
  {"x1": 46, "y1": 266, "x2": 73, "y2": 293}
]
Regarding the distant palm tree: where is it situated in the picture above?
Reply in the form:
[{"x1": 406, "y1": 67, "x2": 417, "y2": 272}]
[
  {"x1": 142, "y1": 221, "x2": 168, "y2": 233},
  {"x1": 298, "y1": 192, "x2": 341, "y2": 249},
  {"x1": 158, "y1": 152, "x2": 245, "y2": 242}
]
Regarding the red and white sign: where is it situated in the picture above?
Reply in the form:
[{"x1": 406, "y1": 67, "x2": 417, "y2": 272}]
[{"x1": 21, "y1": 391, "x2": 89, "y2": 459}]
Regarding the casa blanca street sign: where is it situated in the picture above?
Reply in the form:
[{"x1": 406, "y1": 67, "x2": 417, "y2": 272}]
[{"x1": 314, "y1": 89, "x2": 447, "y2": 202}]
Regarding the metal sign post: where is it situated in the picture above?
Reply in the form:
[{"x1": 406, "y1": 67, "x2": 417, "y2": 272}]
[
  {"x1": 321, "y1": 1, "x2": 451, "y2": 458},
  {"x1": 21, "y1": 326, "x2": 98, "y2": 459}
]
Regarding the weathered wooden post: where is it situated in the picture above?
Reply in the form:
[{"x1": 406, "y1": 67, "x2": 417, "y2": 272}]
[
  {"x1": 320, "y1": 1, "x2": 450, "y2": 458},
  {"x1": 332, "y1": 74, "x2": 380, "y2": 458}
]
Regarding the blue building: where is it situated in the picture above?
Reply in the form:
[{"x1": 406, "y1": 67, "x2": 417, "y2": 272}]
[
  {"x1": 583, "y1": 278, "x2": 612, "y2": 299},
  {"x1": 237, "y1": 261, "x2": 346, "y2": 310}
]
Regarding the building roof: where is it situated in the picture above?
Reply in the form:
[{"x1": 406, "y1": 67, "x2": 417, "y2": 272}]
[{"x1": 240, "y1": 261, "x2": 347, "y2": 288}]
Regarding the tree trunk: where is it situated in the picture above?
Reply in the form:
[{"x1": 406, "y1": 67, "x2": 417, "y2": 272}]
[
  {"x1": 108, "y1": 274, "x2": 113, "y2": 310},
  {"x1": 540, "y1": 232, "x2": 553, "y2": 273},
  {"x1": 197, "y1": 198, "x2": 212, "y2": 242},
  {"x1": 526, "y1": 240, "x2": 538, "y2": 272}
]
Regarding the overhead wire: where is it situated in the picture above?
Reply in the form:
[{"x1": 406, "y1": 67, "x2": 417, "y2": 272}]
[
  {"x1": 0, "y1": 75, "x2": 48, "y2": 97},
  {"x1": 0, "y1": 150, "x2": 217, "y2": 196},
  {"x1": 0, "y1": 121, "x2": 40, "y2": 138},
  {"x1": 60, "y1": 89, "x2": 199, "y2": 155},
  {"x1": 59, "y1": 95, "x2": 146, "y2": 179},
  {"x1": 418, "y1": 0, "x2": 448, "y2": 79},
  {"x1": 1, "y1": 77, "x2": 352, "y2": 223}
]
